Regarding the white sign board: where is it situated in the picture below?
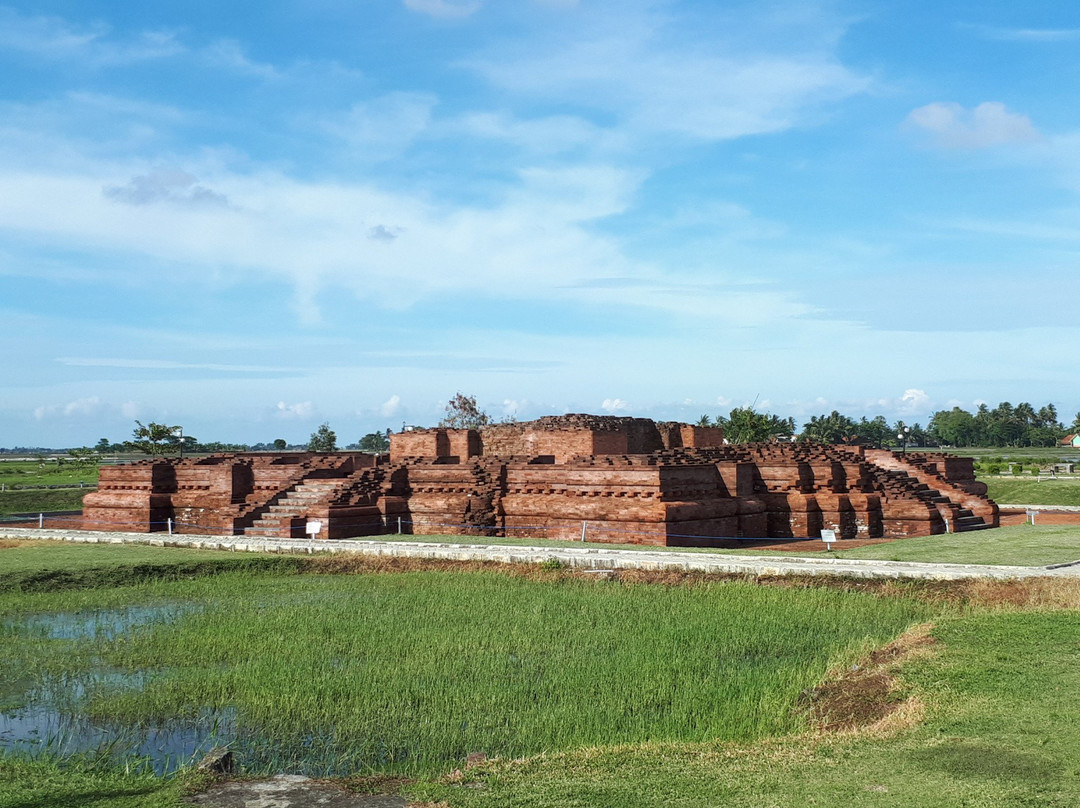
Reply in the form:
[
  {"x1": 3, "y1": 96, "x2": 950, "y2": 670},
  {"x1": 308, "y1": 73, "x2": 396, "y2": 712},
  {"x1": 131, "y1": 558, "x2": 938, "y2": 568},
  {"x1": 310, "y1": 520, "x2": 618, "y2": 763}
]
[
  {"x1": 820, "y1": 529, "x2": 837, "y2": 547},
  {"x1": 305, "y1": 520, "x2": 323, "y2": 538}
]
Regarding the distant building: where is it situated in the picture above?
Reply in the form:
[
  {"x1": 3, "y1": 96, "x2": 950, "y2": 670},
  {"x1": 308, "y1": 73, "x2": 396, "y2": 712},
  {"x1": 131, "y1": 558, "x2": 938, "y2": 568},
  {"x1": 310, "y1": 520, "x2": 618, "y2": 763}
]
[{"x1": 1060, "y1": 434, "x2": 1080, "y2": 448}]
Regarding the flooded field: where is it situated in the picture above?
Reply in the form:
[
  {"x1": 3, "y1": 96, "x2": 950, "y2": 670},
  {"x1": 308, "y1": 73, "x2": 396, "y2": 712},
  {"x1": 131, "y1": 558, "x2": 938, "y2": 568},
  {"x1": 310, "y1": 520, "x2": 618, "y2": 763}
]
[{"x1": 1, "y1": 568, "x2": 931, "y2": 776}]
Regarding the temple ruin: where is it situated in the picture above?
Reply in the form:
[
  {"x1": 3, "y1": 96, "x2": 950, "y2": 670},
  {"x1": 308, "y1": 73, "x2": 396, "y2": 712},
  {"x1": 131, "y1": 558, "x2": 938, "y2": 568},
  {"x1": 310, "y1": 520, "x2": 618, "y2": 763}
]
[{"x1": 82, "y1": 414, "x2": 997, "y2": 544}]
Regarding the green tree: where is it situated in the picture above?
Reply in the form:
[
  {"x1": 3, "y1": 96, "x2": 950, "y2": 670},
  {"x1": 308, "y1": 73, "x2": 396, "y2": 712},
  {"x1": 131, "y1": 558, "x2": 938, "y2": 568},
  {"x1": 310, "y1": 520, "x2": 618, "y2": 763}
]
[
  {"x1": 128, "y1": 421, "x2": 181, "y2": 456},
  {"x1": 856, "y1": 415, "x2": 893, "y2": 447},
  {"x1": 715, "y1": 407, "x2": 794, "y2": 443},
  {"x1": 94, "y1": 437, "x2": 111, "y2": 453},
  {"x1": 358, "y1": 431, "x2": 390, "y2": 453},
  {"x1": 439, "y1": 393, "x2": 490, "y2": 429},
  {"x1": 66, "y1": 447, "x2": 100, "y2": 469},
  {"x1": 799, "y1": 411, "x2": 858, "y2": 444},
  {"x1": 928, "y1": 407, "x2": 977, "y2": 447},
  {"x1": 307, "y1": 422, "x2": 337, "y2": 452},
  {"x1": 273, "y1": 438, "x2": 287, "y2": 451}
]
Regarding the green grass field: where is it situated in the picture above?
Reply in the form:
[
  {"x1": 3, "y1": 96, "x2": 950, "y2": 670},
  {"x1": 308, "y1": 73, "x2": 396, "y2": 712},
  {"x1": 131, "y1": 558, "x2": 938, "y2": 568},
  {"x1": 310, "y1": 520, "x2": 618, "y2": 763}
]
[
  {"x1": 0, "y1": 458, "x2": 100, "y2": 488},
  {"x1": 982, "y1": 476, "x2": 1080, "y2": 507},
  {"x1": 0, "y1": 487, "x2": 87, "y2": 516},
  {"x1": 1, "y1": 541, "x2": 1078, "y2": 807},
  {"x1": 835, "y1": 523, "x2": 1080, "y2": 567}
]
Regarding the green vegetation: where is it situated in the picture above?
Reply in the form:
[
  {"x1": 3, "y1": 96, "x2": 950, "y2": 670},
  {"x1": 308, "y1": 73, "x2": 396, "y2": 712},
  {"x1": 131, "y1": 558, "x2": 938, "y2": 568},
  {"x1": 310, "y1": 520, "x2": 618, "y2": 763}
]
[
  {"x1": 0, "y1": 564, "x2": 929, "y2": 777},
  {"x1": 0, "y1": 458, "x2": 99, "y2": 516},
  {"x1": 0, "y1": 541, "x2": 304, "y2": 591},
  {"x1": 836, "y1": 523, "x2": 1080, "y2": 567},
  {"x1": 413, "y1": 608, "x2": 1080, "y2": 807},
  {"x1": 0, "y1": 488, "x2": 86, "y2": 517},
  {"x1": 1, "y1": 541, "x2": 1078, "y2": 807},
  {"x1": 0, "y1": 755, "x2": 186, "y2": 807},
  {"x1": 0, "y1": 458, "x2": 100, "y2": 488},
  {"x1": 983, "y1": 477, "x2": 1080, "y2": 507}
]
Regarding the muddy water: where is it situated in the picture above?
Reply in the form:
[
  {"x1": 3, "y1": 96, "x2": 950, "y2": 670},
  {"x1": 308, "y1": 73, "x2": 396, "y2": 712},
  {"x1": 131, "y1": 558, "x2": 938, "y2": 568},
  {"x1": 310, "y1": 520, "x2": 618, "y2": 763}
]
[
  {"x1": 2, "y1": 603, "x2": 404, "y2": 776},
  {"x1": 1, "y1": 603, "x2": 238, "y2": 774}
]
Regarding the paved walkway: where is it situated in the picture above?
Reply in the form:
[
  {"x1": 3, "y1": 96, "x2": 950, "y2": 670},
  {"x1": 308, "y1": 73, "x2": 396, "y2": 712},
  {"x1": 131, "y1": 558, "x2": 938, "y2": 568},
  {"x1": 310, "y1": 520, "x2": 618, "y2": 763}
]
[{"x1": 5, "y1": 527, "x2": 1079, "y2": 581}]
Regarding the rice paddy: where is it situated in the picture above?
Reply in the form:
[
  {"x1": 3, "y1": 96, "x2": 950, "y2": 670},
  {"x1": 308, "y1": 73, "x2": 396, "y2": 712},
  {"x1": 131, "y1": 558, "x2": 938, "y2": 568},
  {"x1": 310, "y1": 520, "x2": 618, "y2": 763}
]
[{"x1": 0, "y1": 562, "x2": 930, "y2": 778}]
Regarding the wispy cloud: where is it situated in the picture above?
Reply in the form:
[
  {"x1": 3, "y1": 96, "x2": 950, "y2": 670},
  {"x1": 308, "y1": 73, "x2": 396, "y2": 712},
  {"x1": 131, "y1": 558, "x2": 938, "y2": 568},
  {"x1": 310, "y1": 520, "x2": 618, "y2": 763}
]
[
  {"x1": 465, "y1": 5, "x2": 869, "y2": 141},
  {"x1": 104, "y1": 169, "x2": 230, "y2": 207},
  {"x1": 964, "y1": 23, "x2": 1080, "y2": 43},
  {"x1": 59, "y1": 358, "x2": 297, "y2": 372},
  {"x1": 0, "y1": 6, "x2": 183, "y2": 65},
  {"x1": 201, "y1": 39, "x2": 279, "y2": 79},
  {"x1": 276, "y1": 401, "x2": 314, "y2": 419},
  {"x1": 403, "y1": 0, "x2": 482, "y2": 19},
  {"x1": 905, "y1": 101, "x2": 1039, "y2": 149}
]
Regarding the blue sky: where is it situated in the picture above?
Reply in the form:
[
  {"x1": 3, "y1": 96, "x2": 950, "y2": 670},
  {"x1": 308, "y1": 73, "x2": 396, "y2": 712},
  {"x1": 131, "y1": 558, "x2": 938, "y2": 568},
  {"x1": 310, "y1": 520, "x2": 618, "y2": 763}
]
[{"x1": 3, "y1": 0, "x2": 1079, "y2": 447}]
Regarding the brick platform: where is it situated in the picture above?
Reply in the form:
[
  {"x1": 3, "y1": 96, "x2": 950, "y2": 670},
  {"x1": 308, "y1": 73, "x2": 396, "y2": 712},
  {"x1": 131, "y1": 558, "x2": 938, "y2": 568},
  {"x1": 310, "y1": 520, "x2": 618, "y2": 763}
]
[{"x1": 82, "y1": 415, "x2": 998, "y2": 545}]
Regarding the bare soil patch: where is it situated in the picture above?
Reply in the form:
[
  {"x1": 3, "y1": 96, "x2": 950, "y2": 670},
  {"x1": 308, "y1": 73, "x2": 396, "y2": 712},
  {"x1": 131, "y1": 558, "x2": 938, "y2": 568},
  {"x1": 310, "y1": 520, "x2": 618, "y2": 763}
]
[
  {"x1": 801, "y1": 623, "x2": 938, "y2": 734},
  {"x1": 999, "y1": 508, "x2": 1080, "y2": 526}
]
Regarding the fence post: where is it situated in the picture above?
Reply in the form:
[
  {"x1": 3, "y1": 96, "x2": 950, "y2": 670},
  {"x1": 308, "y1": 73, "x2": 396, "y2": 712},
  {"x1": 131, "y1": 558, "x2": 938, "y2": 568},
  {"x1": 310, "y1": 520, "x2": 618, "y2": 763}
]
[
  {"x1": 168, "y1": 518, "x2": 173, "y2": 535},
  {"x1": 397, "y1": 516, "x2": 402, "y2": 535},
  {"x1": 944, "y1": 517, "x2": 950, "y2": 534},
  {"x1": 39, "y1": 513, "x2": 44, "y2": 528},
  {"x1": 581, "y1": 521, "x2": 587, "y2": 542}
]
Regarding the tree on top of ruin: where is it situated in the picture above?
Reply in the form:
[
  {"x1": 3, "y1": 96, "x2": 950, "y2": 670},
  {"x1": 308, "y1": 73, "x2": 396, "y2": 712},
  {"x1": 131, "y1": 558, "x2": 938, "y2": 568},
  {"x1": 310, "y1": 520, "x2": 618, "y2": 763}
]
[
  {"x1": 307, "y1": 422, "x2": 337, "y2": 452},
  {"x1": 440, "y1": 392, "x2": 491, "y2": 430},
  {"x1": 128, "y1": 421, "x2": 182, "y2": 456}
]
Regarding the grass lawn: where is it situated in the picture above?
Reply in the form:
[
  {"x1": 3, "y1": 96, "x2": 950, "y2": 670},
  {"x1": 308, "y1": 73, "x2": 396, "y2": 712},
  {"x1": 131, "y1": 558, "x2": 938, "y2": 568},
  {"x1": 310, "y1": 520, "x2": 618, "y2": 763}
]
[
  {"x1": 348, "y1": 524, "x2": 1080, "y2": 567},
  {"x1": 0, "y1": 540, "x2": 304, "y2": 592},
  {"x1": 1, "y1": 542, "x2": 1078, "y2": 807},
  {"x1": 0, "y1": 487, "x2": 88, "y2": 516},
  {"x1": 0, "y1": 459, "x2": 100, "y2": 488},
  {"x1": 982, "y1": 476, "x2": 1080, "y2": 507},
  {"x1": 834, "y1": 523, "x2": 1080, "y2": 567},
  {"x1": 412, "y1": 607, "x2": 1080, "y2": 808}
]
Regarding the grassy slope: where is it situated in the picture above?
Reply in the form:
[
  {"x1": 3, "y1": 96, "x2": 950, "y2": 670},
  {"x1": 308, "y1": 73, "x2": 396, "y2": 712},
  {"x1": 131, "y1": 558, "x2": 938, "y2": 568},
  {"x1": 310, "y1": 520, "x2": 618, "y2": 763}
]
[
  {"x1": 835, "y1": 523, "x2": 1080, "y2": 567},
  {"x1": 0, "y1": 541, "x2": 302, "y2": 591},
  {"x1": 0, "y1": 488, "x2": 86, "y2": 516},
  {"x1": 0, "y1": 758, "x2": 184, "y2": 808},
  {"x1": 0, "y1": 569, "x2": 929, "y2": 776},
  {"x1": 984, "y1": 477, "x2": 1080, "y2": 507},
  {"x1": 412, "y1": 608, "x2": 1080, "y2": 808},
  {"x1": 1, "y1": 544, "x2": 1078, "y2": 807}
]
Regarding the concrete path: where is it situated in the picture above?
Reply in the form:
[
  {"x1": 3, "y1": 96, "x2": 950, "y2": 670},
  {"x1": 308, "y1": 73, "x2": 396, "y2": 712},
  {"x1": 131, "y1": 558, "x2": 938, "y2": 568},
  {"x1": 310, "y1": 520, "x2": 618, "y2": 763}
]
[{"x1": 5, "y1": 527, "x2": 1079, "y2": 581}]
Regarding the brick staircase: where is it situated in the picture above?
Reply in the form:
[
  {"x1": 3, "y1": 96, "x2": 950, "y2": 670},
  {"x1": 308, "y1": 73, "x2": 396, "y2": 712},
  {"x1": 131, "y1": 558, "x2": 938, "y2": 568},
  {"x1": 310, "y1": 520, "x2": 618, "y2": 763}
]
[
  {"x1": 864, "y1": 450, "x2": 995, "y2": 532},
  {"x1": 243, "y1": 477, "x2": 348, "y2": 538}
]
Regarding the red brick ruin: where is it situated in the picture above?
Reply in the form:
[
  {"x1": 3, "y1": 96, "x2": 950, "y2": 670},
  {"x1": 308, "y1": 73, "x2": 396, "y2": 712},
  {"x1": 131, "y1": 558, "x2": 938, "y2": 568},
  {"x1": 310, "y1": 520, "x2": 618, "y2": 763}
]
[{"x1": 82, "y1": 414, "x2": 998, "y2": 545}]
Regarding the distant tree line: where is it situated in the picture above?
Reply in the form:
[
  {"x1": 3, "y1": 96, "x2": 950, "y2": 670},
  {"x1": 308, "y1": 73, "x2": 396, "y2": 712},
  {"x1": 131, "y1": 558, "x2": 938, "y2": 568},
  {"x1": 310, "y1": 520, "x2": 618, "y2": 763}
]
[{"x1": 698, "y1": 402, "x2": 1080, "y2": 448}]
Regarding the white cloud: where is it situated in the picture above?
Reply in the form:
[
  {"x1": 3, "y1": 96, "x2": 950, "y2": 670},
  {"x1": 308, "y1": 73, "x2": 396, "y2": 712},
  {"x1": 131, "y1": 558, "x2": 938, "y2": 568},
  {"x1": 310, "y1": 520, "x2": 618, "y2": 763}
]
[
  {"x1": 380, "y1": 395, "x2": 402, "y2": 417},
  {"x1": 64, "y1": 396, "x2": 102, "y2": 416},
  {"x1": 906, "y1": 101, "x2": 1039, "y2": 149},
  {"x1": 276, "y1": 401, "x2": 313, "y2": 419},
  {"x1": 322, "y1": 92, "x2": 437, "y2": 159},
  {"x1": 898, "y1": 388, "x2": 930, "y2": 413},
  {"x1": 967, "y1": 24, "x2": 1080, "y2": 43},
  {"x1": 448, "y1": 111, "x2": 625, "y2": 155},
  {"x1": 120, "y1": 401, "x2": 140, "y2": 418},
  {"x1": 201, "y1": 39, "x2": 279, "y2": 79},
  {"x1": 104, "y1": 169, "x2": 229, "y2": 207},
  {"x1": 466, "y1": 6, "x2": 869, "y2": 141},
  {"x1": 601, "y1": 397, "x2": 628, "y2": 412},
  {"x1": 0, "y1": 7, "x2": 182, "y2": 65},
  {"x1": 33, "y1": 396, "x2": 103, "y2": 420},
  {"x1": 403, "y1": 0, "x2": 482, "y2": 19}
]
